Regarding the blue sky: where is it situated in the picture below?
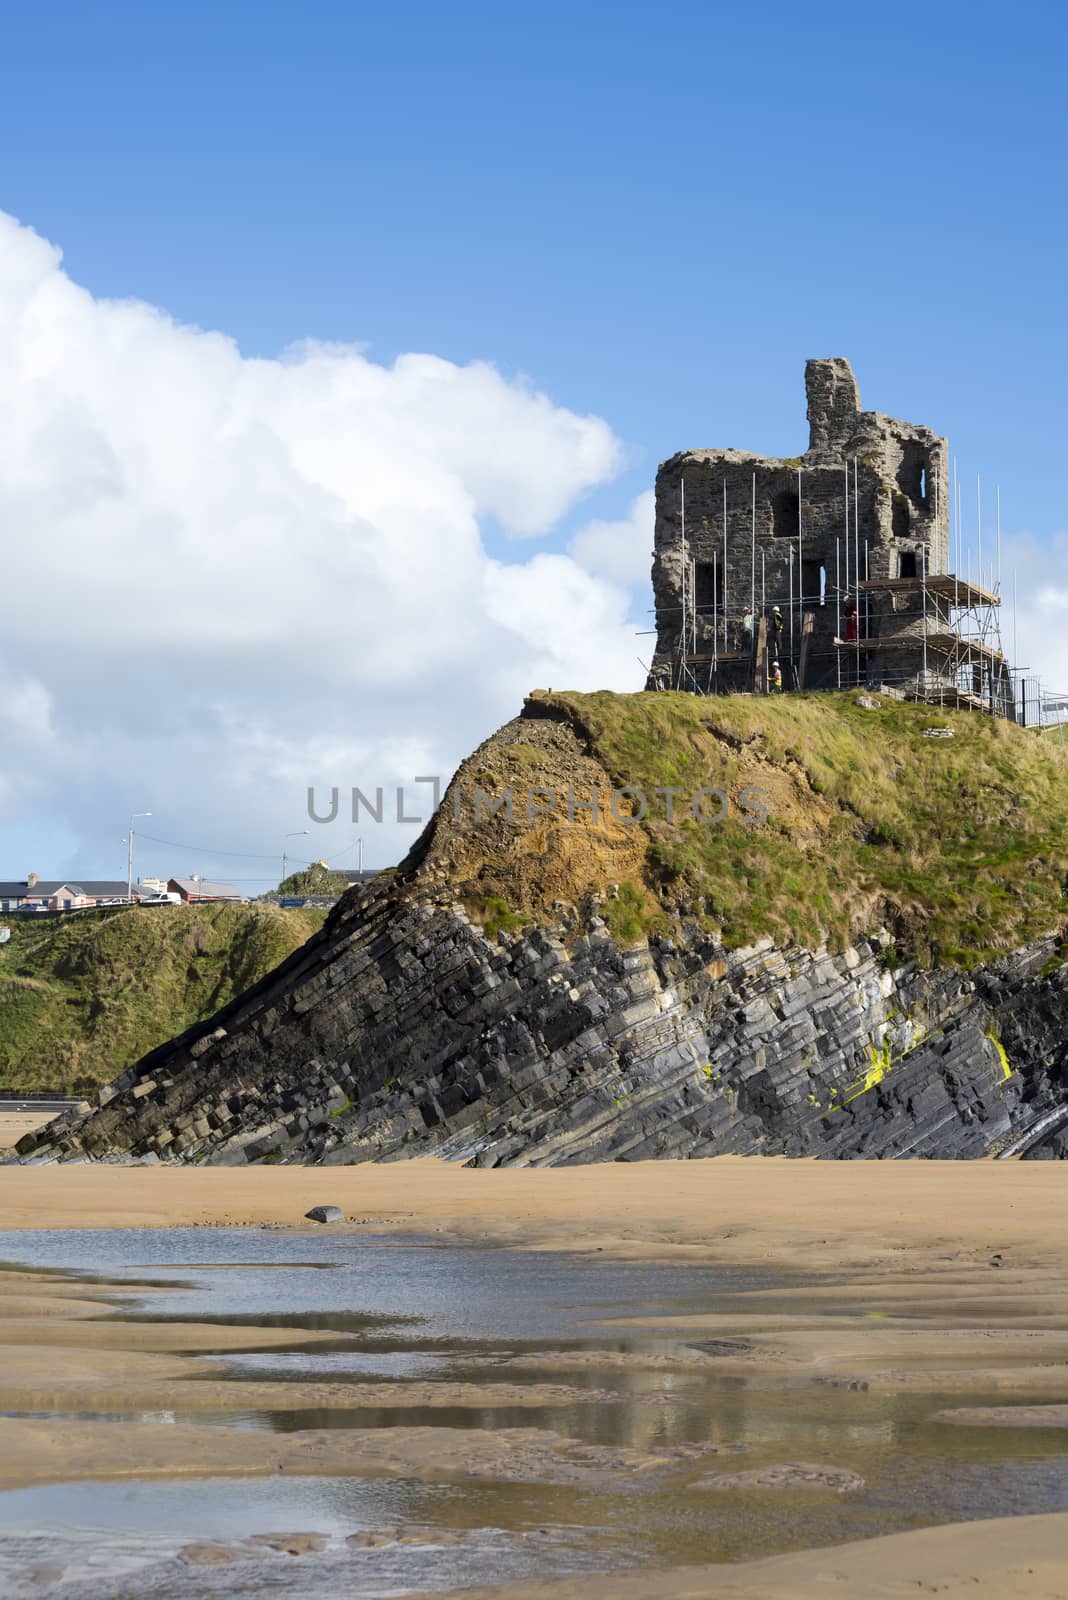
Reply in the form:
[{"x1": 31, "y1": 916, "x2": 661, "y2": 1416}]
[{"x1": 1, "y1": 0, "x2": 1065, "y2": 888}]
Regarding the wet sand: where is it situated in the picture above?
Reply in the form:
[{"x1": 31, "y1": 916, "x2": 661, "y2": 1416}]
[
  {"x1": 0, "y1": 1414, "x2": 744, "y2": 1494},
  {"x1": 0, "y1": 1368, "x2": 616, "y2": 1418},
  {"x1": 2, "y1": 1159, "x2": 1068, "y2": 1594},
  {"x1": 6, "y1": 1159, "x2": 1068, "y2": 1394},
  {"x1": 1, "y1": 1158, "x2": 1065, "y2": 1272},
  {"x1": 414, "y1": 1513, "x2": 1068, "y2": 1599}
]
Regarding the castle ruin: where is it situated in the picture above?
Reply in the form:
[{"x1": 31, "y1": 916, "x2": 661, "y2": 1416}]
[{"x1": 647, "y1": 358, "x2": 1012, "y2": 714}]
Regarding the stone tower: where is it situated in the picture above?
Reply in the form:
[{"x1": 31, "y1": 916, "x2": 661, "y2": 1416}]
[{"x1": 647, "y1": 359, "x2": 1008, "y2": 705}]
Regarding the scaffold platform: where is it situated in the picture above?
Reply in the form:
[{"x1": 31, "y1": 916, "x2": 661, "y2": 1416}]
[
  {"x1": 834, "y1": 632, "x2": 1005, "y2": 663},
  {"x1": 857, "y1": 575, "x2": 1000, "y2": 607}
]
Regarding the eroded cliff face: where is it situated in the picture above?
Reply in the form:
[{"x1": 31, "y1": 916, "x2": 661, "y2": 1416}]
[{"x1": 18, "y1": 697, "x2": 1068, "y2": 1167}]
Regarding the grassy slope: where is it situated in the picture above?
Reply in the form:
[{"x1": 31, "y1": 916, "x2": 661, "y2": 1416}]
[
  {"x1": 545, "y1": 690, "x2": 1068, "y2": 966},
  {"x1": 0, "y1": 903, "x2": 326, "y2": 1092}
]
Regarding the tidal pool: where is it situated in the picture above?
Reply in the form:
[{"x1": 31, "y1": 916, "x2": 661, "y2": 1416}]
[{"x1": 1, "y1": 1227, "x2": 1067, "y2": 1597}]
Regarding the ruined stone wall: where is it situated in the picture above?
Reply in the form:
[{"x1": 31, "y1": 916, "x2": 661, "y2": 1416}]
[{"x1": 650, "y1": 359, "x2": 950, "y2": 692}]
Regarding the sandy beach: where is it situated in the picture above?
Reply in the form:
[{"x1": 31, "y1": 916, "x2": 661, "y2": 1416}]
[
  {"x1": 407, "y1": 1514, "x2": 1068, "y2": 1599},
  {"x1": 0, "y1": 1108, "x2": 56, "y2": 1147},
  {"x1": 1, "y1": 1158, "x2": 1067, "y2": 1596},
  {"x1": 3, "y1": 1155, "x2": 1066, "y2": 1265}
]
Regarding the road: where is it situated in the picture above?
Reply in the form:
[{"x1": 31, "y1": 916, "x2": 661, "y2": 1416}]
[{"x1": 0, "y1": 1097, "x2": 80, "y2": 1115}]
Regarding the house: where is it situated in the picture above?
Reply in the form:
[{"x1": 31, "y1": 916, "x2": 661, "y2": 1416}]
[
  {"x1": 0, "y1": 877, "x2": 93, "y2": 912},
  {"x1": 0, "y1": 877, "x2": 137, "y2": 911},
  {"x1": 20, "y1": 881, "x2": 93, "y2": 912},
  {"x1": 168, "y1": 877, "x2": 244, "y2": 904}
]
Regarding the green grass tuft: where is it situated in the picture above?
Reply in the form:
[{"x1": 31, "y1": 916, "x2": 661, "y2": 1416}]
[{"x1": 465, "y1": 893, "x2": 529, "y2": 941}]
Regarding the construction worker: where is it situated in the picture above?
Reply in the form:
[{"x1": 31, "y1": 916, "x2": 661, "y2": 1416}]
[
  {"x1": 771, "y1": 605, "x2": 784, "y2": 640},
  {"x1": 771, "y1": 661, "x2": 783, "y2": 693},
  {"x1": 844, "y1": 597, "x2": 858, "y2": 643},
  {"x1": 741, "y1": 605, "x2": 754, "y2": 645}
]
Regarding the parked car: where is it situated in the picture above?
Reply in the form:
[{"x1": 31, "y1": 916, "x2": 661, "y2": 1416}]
[{"x1": 140, "y1": 891, "x2": 182, "y2": 906}]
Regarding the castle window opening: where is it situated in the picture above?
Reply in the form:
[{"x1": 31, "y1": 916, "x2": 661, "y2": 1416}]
[
  {"x1": 899, "y1": 550, "x2": 917, "y2": 579},
  {"x1": 892, "y1": 496, "x2": 911, "y2": 541},
  {"x1": 772, "y1": 490, "x2": 800, "y2": 539},
  {"x1": 802, "y1": 559, "x2": 823, "y2": 608},
  {"x1": 897, "y1": 442, "x2": 929, "y2": 509},
  {"x1": 694, "y1": 559, "x2": 721, "y2": 615}
]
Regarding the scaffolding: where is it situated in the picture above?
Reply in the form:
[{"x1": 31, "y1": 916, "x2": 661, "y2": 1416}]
[
  {"x1": 846, "y1": 570, "x2": 1015, "y2": 717},
  {"x1": 645, "y1": 466, "x2": 1030, "y2": 721},
  {"x1": 649, "y1": 553, "x2": 1022, "y2": 719}
]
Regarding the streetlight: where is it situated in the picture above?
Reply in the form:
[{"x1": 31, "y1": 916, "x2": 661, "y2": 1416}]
[
  {"x1": 127, "y1": 811, "x2": 152, "y2": 902},
  {"x1": 282, "y1": 830, "x2": 308, "y2": 886}
]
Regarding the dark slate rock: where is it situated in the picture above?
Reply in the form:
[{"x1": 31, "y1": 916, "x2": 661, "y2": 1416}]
[{"x1": 14, "y1": 871, "x2": 1066, "y2": 1171}]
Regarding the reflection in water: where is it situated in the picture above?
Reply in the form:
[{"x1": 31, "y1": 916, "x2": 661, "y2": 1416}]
[{"x1": 0, "y1": 1228, "x2": 1067, "y2": 1597}]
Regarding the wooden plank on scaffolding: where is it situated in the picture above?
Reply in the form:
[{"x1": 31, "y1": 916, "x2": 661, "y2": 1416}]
[
  {"x1": 858, "y1": 575, "x2": 1000, "y2": 607},
  {"x1": 833, "y1": 632, "x2": 1004, "y2": 663},
  {"x1": 797, "y1": 611, "x2": 814, "y2": 689},
  {"x1": 754, "y1": 618, "x2": 768, "y2": 694}
]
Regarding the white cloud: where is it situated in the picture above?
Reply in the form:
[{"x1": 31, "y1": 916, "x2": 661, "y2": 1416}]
[
  {"x1": 0, "y1": 663, "x2": 55, "y2": 744},
  {"x1": 0, "y1": 211, "x2": 644, "y2": 881},
  {"x1": 1000, "y1": 531, "x2": 1068, "y2": 698},
  {"x1": 569, "y1": 490, "x2": 654, "y2": 585},
  {"x1": 0, "y1": 661, "x2": 56, "y2": 820}
]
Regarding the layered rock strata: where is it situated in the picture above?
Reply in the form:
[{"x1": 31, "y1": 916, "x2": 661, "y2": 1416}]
[{"x1": 19, "y1": 872, "x2": 1068, "y2": 1168}]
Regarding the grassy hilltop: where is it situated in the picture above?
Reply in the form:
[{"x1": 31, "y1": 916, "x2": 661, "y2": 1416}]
[
  {"x1": 0, "y1": 902, "x2": 326, "y2": 1092},
  {"x1": 437, "y1": 690, "x2": 1068, "y2": 969}
]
